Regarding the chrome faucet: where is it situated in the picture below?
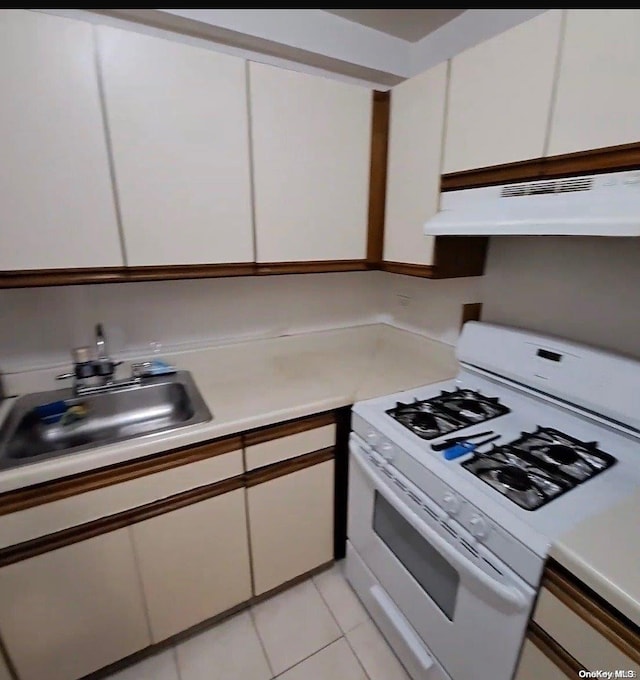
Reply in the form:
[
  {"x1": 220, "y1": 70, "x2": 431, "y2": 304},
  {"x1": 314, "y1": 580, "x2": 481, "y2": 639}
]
[
  {"x1": 95, "y1": 323, "x2": 107, "y2": 361},
  {"x1": 56, "y1": 323, "x2": 130, "y2": 396}
]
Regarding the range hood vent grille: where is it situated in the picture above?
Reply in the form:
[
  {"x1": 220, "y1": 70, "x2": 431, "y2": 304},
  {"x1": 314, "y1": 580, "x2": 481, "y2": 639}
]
[{"x1": 500, "y1": 176, "x2": 594, "y2": 198}]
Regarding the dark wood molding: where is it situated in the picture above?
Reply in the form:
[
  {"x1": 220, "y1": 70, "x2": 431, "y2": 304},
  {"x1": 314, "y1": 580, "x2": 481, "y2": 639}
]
[
  {"x1": 0, "y1": 264, "x2": 256, "y2": 289},
  {"x1": 0, "y1": 435, "x2": 242, "y2": 517},
  {"x1": 0, "y1": 267, "x2": 126, "y2": 288},
  {"x1": 366, "y1": 90, "x2": 390, "y2": 267},
  {"x1": 382, "y1": 237, "x2": 487, "y2": 279},
  {"x1": 125, "y1": 264, "x2": 255, "y2": 281},
  {"x1": 243, "y1": 411, "x2": 335, "y2": 447},
  {"x1": 0, "y1": 475, "x2": 245, "y2": 568},
  {"x1": 461, "y1": 303, "x2": 483, "y2": 329},
  {"x1": 527, "y1": 621, "x2": 586, "y2": 677},
  {"x1": 333, "y1": 406, "x2": 351, "y2": 560},
  {"x1": 543, "y1": 560, "x2": 640, "y2": 664},
  {"x1": 245, "y1": 447, "x2": 335, "y2": 488},
  {"x1": 381, "y1": 261, "x2": 435, "y2": 278},
  {"x1": 255, "y1": 260, "x2": 367, "y2": 275},
  {"x1": 431, "y1": 236, "x2": 488, "y2": 279},
  {"x1": 441, "y1": 140, "x2": 640, "y2": 192}
]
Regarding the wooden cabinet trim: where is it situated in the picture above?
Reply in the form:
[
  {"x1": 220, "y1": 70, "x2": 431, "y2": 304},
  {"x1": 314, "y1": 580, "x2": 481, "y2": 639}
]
[
  {"x1": 0, "y1": 264, "x2": 256, "y2": 289},
  {"x1": 528, "y1": 621, "x2": 586, "y2": 677},
  {"x1": 243, "y1": 412, "x2": 336, "y2": 447},
  {"x1": 543, "y1": 561, "x2": 640, "y2": 664},
  {"x1": 0, "y1": 475, "x2": 245, "y2": 568},
  {"x1": 0, "y1": 435, "x2": 242, "y2": 516},
  {"x1": 441, "y1": 140, "x2": 640, "y2": 191},
  {"x1": 366, "y1": 90, "x2": 390, "y2": 267},
  {"x1": 245, "y1": 447, "x2": 335, "y2": 488},
  {"x1": 255, "y1": 260, "x2": 367, "y2": 275},
  {"x1": 381, "y1": 262, "x2": 435, "y2": 278}
]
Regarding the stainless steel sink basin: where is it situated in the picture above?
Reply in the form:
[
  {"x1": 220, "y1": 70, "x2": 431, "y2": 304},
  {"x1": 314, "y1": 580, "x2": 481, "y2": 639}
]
[{"x1": 0, "y1": 371, "x2": 212, "y2": 471}]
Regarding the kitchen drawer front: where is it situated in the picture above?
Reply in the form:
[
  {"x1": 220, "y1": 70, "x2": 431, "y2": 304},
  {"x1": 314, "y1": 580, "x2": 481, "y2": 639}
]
[
  {"x1": 534, "y1": 583, "x2": 640, "y2": 673},
  {"x1": 0, "y1": 449, "x2": 242, "y2": 548},
  {"x1": 245, "y1": 424, "x2": 336, "y2": 471}
]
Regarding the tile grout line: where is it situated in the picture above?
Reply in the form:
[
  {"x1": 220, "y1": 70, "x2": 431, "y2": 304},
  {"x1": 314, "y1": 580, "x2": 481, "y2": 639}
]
[
  {"x1": 248, "y1": 605, "x2": 276, "y2": 678},
  {"x1": 170, "y1": 645, "x2": 184, "y2": 680},
  {"x1": 311, "y1": 572, "x2": 374, "y2": 680},
  {"x1": 272, "y1": 637, "x2": 347, "y2": 679}
]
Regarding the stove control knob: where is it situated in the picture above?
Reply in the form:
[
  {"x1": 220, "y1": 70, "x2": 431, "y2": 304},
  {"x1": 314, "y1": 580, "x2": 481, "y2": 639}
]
[
  {"x1": 470, "y1": 515, "x2": 489, "y2": 540},
  {"x1": 379, "y1": 441, "x2": 394, "y2": 462},
  {"x1": 442, "y1": 493, "x2": 461, "y2": 515},
  {"x1": 366, "y1": 431, "x2": 380, "y2": 446}
]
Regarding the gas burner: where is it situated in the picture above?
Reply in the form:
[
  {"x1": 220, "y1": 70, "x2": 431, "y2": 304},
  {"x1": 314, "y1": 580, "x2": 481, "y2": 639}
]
[
  {"x1": 429, "y1": 388, "x2": 511, "y2": 424},
  {"x1": 385, "y1": 400, "x2": 461, "y2": 440},
  {"x1": 461, "y1": 427, "x2": 617, "y2": 510},
  {"x1": 386, "y1": 389, "x2": 511, "y2": 441},
  {"x1": 462, "y1": 447, "x2": 570, "y2": 510},
  {"x1": 496, "y1": 466, "x2": 532, "y2": 492},
  {"x1": 509, "y1": 427, "x2": 616, "y2": 482}
]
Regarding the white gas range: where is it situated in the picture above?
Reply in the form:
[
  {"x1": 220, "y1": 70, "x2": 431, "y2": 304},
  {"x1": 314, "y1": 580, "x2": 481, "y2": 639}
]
[{"x1": 345, "y1": 322, "x2": 640, "y2": 680}]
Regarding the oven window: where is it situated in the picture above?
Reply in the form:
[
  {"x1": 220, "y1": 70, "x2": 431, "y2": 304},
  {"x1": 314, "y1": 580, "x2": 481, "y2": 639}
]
[{"x1": 373, "y1": 492, "x2": 459, "y2": 620}]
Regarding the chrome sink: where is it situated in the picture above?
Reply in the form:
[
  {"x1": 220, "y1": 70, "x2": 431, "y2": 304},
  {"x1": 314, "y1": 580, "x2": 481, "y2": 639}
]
[{"x1": 0, "y1": 371, "x2": 212, "y2": 471}]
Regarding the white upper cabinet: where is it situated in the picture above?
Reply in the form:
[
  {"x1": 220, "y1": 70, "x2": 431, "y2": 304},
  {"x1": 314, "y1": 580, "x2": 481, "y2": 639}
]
[
  {"x1": 250, "y1": 62, "x2": 371, "y2": 263},
  {"x1": 98, "y1": 27, "x2": 254, "y2": 266},
  {"x1": 443, "y1": 11, "x2": 563, "y2": 174},
  {"x1": 0, "y1": 10, "x2": 122, "y2": 271},
  {"x1": 384, "y1": 63, "x2": 448, "y2": 265},
  {"x1": 548, "y1": 10, "x2": 640, "y2": 156}
]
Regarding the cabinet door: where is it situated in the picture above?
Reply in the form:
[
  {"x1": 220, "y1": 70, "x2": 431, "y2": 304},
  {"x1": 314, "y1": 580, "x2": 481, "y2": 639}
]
[
  {"x1": 248, "y1": 460, "x2": 334, "y2": 595},
  {"x1": 131, "y1": 490, "x2": 252, "y2": 642},
  {"x1": 0, "y1": 530, "x2": 150, "y2": 680},
  {"x1": 250, "y1": 62, "x2": 371, "y2": 263},
  {"x1": 514, "y1": 640, "x2": 571, "y2": 680},
  {"x1": 0, "y1": 10, "x2": 122, "y2": 271},
  {"x1": 98, "y1": 27, "x2": 253, "y2": 266},
  {"x1": 443, "y1": 11, "x2": 562, "y2": 174},
  {"x1": 384, "y1": 63, "x2": 447, "y2": 266},
  {"x1": 548, "y1": 10, "x2": 640, "y2": 155}
]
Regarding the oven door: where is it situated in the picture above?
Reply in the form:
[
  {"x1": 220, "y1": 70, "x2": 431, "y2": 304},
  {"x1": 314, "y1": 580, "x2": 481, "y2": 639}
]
[{"x1": 347, "y1": 435, "x2": 535, "y2": 680}]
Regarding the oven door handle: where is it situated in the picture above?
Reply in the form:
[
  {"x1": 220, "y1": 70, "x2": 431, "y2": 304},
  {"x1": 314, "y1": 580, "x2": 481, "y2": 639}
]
[{"x1": 351, "y1": 442, "x2": 529, "y2": 614}]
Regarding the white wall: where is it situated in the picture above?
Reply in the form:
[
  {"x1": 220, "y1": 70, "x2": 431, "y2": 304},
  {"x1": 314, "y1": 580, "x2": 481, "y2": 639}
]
[
  {"x1": 482, "y1": 237, "x2": 640, "y2": 358},
  {"x1": 0, "y1": 272, "x2": 481, "y2": 375}
]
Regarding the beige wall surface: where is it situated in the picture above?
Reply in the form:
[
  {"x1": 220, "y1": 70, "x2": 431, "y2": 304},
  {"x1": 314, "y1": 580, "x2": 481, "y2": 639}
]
[
  {"x1": 483, "y1": 237, "x2": 640, "y2": 359},
  {"x1": 0, "y1": 271, "x2": 481, "y2": 375}
]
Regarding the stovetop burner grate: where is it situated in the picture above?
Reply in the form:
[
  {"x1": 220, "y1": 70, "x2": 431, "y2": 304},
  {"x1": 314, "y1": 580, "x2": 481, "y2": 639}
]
[
  {"x1": 385, "y1": 388, "x2": 511, "y2": 441},
  {"x1": 462, "y1": 426, "x2": 617, "y2": 510}
]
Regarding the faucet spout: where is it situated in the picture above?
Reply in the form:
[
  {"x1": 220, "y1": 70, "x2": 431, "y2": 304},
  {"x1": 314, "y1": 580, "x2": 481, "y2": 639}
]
[{"x1": 95, "y1": 323, "x2": 107, "y2": 360}]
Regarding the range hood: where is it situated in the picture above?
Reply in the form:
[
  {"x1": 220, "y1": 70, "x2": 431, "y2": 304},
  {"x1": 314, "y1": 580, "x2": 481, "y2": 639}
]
[{"x1": 424, "y1": 170, "x2": 640, "y2": 236}]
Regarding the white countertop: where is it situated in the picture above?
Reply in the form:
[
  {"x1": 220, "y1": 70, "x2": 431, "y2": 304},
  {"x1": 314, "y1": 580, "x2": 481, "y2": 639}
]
[
  {"x1": 550, "y1": 490, "x2": 640, "y2": 628},
  {"x1": 0, "y1": 324, "x2": 458, "y2": 493}
]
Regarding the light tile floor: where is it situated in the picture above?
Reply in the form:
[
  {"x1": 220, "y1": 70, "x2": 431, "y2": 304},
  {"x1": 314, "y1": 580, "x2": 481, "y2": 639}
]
[{"x1": 107, "y1": 564, "x2": 410, "y2": 680}]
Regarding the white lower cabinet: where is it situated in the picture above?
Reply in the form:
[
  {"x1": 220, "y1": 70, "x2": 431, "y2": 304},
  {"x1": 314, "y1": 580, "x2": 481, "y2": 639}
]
[
  {"x1": 247, "y1": 461, "x2": 334, "y2": 595},
  {"x1": 130, "y1": 489, "x2": 252, "y2": 642},
  {"x1": 514, "y1": 639, "x2": 571, "y2": 680},
  {"x1": 0, "y1": 529, "x2": 150, "y2": 680}
]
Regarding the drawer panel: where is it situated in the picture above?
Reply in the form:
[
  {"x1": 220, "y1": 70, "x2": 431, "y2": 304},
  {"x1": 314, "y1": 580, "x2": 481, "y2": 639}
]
[
  {"x1": 534, "y1": 586, "x2": 640, "y2": 674},
  {"x1": 0, "y1": 450, "x2": 242, "y2": 548},
  {"x1": 245, "y1": 424, "x2": 335, "y2": 471}
]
